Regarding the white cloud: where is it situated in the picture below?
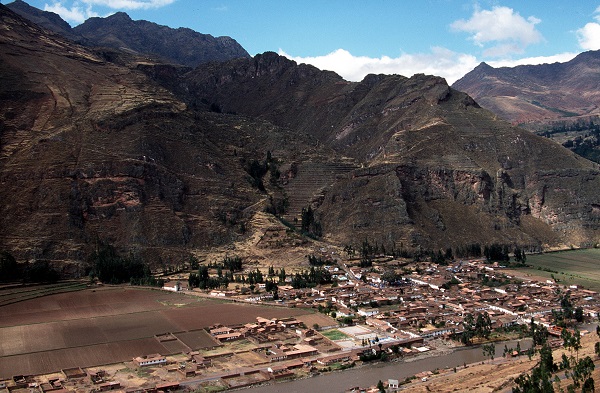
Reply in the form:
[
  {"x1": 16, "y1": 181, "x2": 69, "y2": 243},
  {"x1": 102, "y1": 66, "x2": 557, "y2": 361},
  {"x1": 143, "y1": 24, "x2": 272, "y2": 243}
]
[
  {"x1": 577, "y1": 6, "x2": 600, "y2": 50},
  {"x1": 279, "y1": 48, "x2": 479, "y2": 85},
  {"x1": 44, "y1": 1, "x2": 99, "y2": 24},
  {"x1": 451, "y1": 6, "x2": 543, "y2": 57},
  {"x1": 279, "y1": 49, "x2": 580, "y2": 85},
  {"x1": 80, "y1": 0, "x2": 176, "y2": 10},
  {"x1": 43, "y1": 0, "x2": 175, "y2": 25},
  {"x1": 487, "y1": 52, "x2": 578, "y2": 69}
]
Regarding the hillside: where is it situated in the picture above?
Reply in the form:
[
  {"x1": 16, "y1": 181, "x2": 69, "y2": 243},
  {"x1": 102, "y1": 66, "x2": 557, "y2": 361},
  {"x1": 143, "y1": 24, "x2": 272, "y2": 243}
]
[
  {"x1": 165, "y1": 53, "x2": 600, "y2": 249},
  {"x1": 1, "y1": 4, "x2": 600, "y2": 272},
  {"x1": 0, "y1": 5, "x2": 325, "y2": 269}
]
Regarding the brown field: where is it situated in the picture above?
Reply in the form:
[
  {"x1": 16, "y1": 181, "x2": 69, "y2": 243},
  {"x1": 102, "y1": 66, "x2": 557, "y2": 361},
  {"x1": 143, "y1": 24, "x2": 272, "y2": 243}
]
[
  {"x1": 175, "y1": 330, "x2": 220, "y2": 349},
  {"x1": 295, "y1": 312, "x2": 337, "y2": 328},
  {"x1": 0, "y1": 287, "x2": 313, "y2": 378}
]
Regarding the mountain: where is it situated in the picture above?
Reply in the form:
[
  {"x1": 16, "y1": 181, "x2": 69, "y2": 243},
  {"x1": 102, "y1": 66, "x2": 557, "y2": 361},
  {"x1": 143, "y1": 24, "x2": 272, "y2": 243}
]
[
  {"x1": 6, "y1": 0, "x2": 75, "y2": 39},
  {"x1": 72, "y1": 12, "x2": 250, "y2": 67},
  {"x1": 6, "y1": 0, "x2": 250, "y2": 67},
  {"x1": 1, "y1": 4, "x2": 600, "y2": 273},
  {"x1": 164, "y1": 53, "x2": 600, "y2": 250},
  {"x1": 0, "y1": 4, "x2": 318, "y2": 270},
  {"x1": 452, "y1": 52, "x2": 600, "y2": 127}
]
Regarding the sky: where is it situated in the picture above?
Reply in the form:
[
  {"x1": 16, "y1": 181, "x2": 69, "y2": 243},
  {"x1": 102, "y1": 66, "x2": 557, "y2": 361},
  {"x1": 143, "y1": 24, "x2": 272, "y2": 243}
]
[{"x1": 7, "y1": 0, "x2": 600, "y2": 84}]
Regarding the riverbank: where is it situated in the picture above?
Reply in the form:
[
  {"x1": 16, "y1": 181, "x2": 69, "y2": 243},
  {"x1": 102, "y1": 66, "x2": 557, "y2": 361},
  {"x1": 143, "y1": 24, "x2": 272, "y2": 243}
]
[{"x1": 229, "y1": 338, "x2": 533, "y2": 393}]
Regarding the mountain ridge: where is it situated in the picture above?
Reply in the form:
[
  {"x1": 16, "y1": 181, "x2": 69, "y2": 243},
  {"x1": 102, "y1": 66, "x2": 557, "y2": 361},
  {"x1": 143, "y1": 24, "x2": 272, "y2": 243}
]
[
  {"x1": 5, "y1": 0, "x2": 250, "y2": 67},
  {"x1": 1, "y1": 3, "x2": 600, "y2": 272},
  {"x1": 452, "y1": 51, "x2": 600, "y2": 126}
]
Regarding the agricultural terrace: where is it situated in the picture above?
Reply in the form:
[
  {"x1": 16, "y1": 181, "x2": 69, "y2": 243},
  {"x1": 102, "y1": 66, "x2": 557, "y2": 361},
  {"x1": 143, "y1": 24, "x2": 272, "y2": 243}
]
[
  {"x1": 523, "y1": 249, "x2": 600, "y2": 291},
  {"x1": 0, "y1": 286, "x2": 309, "y2": 378}
]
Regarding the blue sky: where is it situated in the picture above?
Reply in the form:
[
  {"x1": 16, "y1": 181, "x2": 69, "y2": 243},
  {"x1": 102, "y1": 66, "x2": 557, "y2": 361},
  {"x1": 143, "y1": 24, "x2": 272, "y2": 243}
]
[{"x1": 9, "y1": 0, "x2": 600, "y2": 83}]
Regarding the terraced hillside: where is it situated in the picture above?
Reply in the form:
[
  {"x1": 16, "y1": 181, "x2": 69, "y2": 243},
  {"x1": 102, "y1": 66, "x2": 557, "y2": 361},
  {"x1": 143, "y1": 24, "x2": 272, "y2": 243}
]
[{"x1": 283, "y1": 160, "x2": 359, "y2": 227}]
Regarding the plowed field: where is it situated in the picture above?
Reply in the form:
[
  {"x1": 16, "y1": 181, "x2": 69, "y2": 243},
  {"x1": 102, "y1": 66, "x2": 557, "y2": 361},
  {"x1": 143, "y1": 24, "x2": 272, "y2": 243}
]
[{"x1": 0, "y1": 286, "x2": 310, "y2": 378}]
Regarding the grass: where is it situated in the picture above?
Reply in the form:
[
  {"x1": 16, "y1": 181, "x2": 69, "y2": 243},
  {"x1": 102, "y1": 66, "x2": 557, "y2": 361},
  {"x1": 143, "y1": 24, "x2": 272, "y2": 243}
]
[
  {"x1": 523, "y1": 249, "x2": 600, "y2": 291},
  {"x1": 321, "y1": 329, "x2": 349, "y2": 341}
]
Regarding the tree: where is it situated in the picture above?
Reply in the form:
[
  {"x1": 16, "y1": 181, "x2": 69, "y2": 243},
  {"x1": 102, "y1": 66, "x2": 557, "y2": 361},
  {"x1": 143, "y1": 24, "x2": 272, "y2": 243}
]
[
  {"x1": 475, "y1": 312, "x2": 492, "y2": 339},
  {"x1": 377, "y1": 380, "x2": 385, "y2": 393},
  {"x1": 461, "y1": 313, "x2": 475, "y2": 345},
  {"x1": 0, "y1": 251, "x2": 18, "y2": 281},
  {"x1": 301, "y1": 206, "x2": 314, "y2": 233},
  {"x1": 278, "y1": 267, "x2": 287, "y2": 283},
  {"x1": 574, "y1": 307, "x2": 584, "y2": 323},
  {"x1": 513, "y1": 344, "x2": 555, "y2": 393},
  {"x1": 482, "y1": 343, "x2": 496, "y2": 363},
  {"x1": 571, "y1": 356, "x2": 595, "y2": 391},
  {"x1": 532, "y1": 322, "x2": 548, "y2": 346}
]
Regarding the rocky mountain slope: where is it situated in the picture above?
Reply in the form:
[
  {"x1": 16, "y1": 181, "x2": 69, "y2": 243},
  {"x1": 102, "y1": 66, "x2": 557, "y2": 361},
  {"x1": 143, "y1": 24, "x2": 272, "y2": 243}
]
[
  {"x1": 169, "y1": 53, "x2": 600, "y2": 249},
  {"x1": 0, "y1": 5, "x2": 319, "y2": 269},
  {"x1": 452, "y1": 52, "x2": 600, "y2": 127},
  {"x1": 6, "y1": 0, "x2": 250, "y2": 67},
  {"x1": 1, "y1": 4, "x2": 600, "y2": 271}
]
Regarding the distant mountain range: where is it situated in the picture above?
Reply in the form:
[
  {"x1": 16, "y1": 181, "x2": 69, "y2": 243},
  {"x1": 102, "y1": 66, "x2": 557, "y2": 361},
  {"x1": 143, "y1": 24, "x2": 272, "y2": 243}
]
[
  {"x1": 6, "y1": 0, "x2": 250, "y2": 67},
  {"x1": 453, "y1": 52, "x2": 600, "y2": 127},
  {"x1": 453, "y1": 52, "x2": 600, "y2": 163},
  {"x1": 1, "y1": 2, "x2": 600, "y2": 271}
]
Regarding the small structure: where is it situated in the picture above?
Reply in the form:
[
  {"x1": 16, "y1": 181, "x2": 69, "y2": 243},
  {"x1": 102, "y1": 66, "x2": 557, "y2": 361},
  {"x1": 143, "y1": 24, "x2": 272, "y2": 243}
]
[
  {"x1": 61, "y1": 368, "x2": 86, "y2": 379},
  {"x1": 133, "y1": 354, "x2": 167, "y2": 367}
]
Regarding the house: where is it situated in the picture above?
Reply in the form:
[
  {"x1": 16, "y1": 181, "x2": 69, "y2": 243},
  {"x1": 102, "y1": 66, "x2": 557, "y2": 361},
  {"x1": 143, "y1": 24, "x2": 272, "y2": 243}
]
[
  {"x1": 317, "y1": 353, "x2": 352, "y2": 366},
  {"x1": 357, "y1": 308, "x2": 379, "y2": 317},
  {"x1": 162, "y1": 281, "x2": 184, "y2": 292},
  {"x1": 133, "y1": 354, "x2": 167, "y2": 367}
]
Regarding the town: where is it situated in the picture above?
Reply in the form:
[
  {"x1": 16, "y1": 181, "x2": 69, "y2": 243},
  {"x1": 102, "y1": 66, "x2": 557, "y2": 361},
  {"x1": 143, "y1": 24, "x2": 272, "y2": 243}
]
[{"x1": 2, "y1": 251, "x2": 598, "y2": 393}]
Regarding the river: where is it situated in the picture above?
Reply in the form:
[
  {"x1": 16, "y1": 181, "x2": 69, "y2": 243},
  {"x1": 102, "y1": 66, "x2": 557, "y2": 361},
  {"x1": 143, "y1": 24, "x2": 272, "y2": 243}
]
[{"x1": 235, "y1": 339, "x2": 532, "y2": 393}]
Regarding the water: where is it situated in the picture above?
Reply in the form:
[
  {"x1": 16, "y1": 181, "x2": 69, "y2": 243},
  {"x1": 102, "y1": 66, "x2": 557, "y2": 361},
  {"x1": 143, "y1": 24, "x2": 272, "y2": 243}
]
[{"x1": 235, "y1": 339, "x2": 532, "y2": 393}]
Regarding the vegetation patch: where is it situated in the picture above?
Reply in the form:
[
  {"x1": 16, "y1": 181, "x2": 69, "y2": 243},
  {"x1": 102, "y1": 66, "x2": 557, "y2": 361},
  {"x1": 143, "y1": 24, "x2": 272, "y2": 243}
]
[
  {"x1": 322, "y1": 329, "x2": 349, "y2": 341},
  {"x1": 525, "y1": 249, "x2": 600, "y2": 291}
]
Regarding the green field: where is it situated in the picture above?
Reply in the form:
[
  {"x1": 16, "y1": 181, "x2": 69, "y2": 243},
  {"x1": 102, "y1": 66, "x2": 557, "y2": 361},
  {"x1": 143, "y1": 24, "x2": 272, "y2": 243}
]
[
  {"x1": 322, "y1": 329, "x2": 349, "y2": 341},
  {"x1": 523, "y1": 249, "x2": 600, "y2": 291}
]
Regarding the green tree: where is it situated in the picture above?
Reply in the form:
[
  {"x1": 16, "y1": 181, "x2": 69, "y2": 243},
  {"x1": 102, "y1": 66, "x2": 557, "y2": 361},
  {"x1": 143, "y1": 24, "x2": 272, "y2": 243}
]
[
  {"x1": 461, "y1": 313, "x2": 475, "y2": 345},
  {"x1": 571, "y1": 356, "x2": 595, "y2": 391},
  {"x1": 513, "y1": 344, "x2": 555, "y2": 393},
  {"x1": 482, "y1": 343, "x2": 496, "y2": 363},
  {"x1": 475, "y1": 312, "x2": 492, "y2": 339},
  {"x1": 377, "y1": 380, "x2": 385, "y2": 393},
  {"x1": 0, "y1": 251, "x2": 19, "y2": 281},
  {"x1": 278, "y1": 267, "x2": 287, "y2": 283}
]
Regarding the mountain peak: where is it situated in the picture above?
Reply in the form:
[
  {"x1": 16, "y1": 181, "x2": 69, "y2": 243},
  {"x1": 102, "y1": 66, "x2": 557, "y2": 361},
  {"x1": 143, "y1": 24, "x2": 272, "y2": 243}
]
[
  {"x1": 106, "y1": 11, "x2": 132, "y2": 22},
  {"x1": 475, "y1": 61, "x2": 493, "y2": 71},
  {"x1": 6, "y1": 0, "x2": 73, "y2": 36}
]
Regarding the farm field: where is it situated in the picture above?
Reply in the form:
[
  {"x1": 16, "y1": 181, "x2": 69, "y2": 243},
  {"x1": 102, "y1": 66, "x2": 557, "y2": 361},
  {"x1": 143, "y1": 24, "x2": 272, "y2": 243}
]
[
  {"x1": 321, "y1": 329, "x2": 349, "y2": 341},
  {"x1": 519, "y1": 249, "x2": 600, "y2": 291},
  {"x1": 0, "y1": 286, "x2": 311, "y2": 378},
  {"x1": 0, "y1": 282, "x2": 87, "y2": 307}
]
